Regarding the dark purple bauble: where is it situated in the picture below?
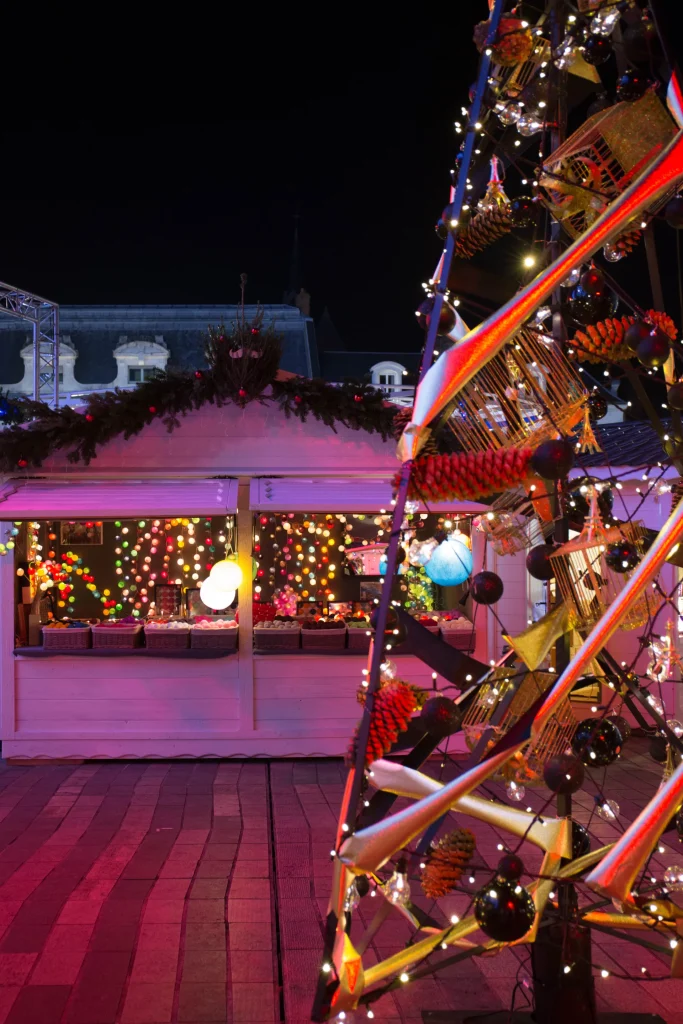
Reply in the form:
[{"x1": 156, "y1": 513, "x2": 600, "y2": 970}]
[
  {"x1": 470, "y1": 571, "x2": 504, "y2": 605},
  {"x1": 582, "y1": 35, "x2": 612, "y2": 65},
  {"x1": 415, "y1": 298, "x2": 433, "y2": 331},
  {"x1": 572, "y1": 821, "x2": 591, "y2": 859},
  {"x1": 427, "y1": 300, "x2": 457, "y2": 336},
  {"x1": 420, "y1": 696, "x2": 462, "y2": 739},
  {"x1": 473, "y1": 879, "x2": 535, "y2": 942},
  {"x1": 387, "y1": 621, "x2": 408, "y2": 646},
  {"x1": 616, "y1": 68, "x2": 650, "y2": 102},
  {"x1": 623, "y1": 319, "x2": 653, "y2": 355},
  {"x1": 664, "y1": 196, "x2": 683, "y2": 230},
  {"x1": 496, "y1": 853, "x2": 524, "y2": 882},
  {"x1": 509, "y1": 196, "x2": 539, "y2": 227},
  {"x1": 579, "y1": 267, "x2": 605, "y2": 296},
  {"x1": 567, "y1": 284, "x2": 617, "y2": 325},
  {"x1": 623, "y1": 21, "x2": 662, "y2": 66},
  {"x1": 604, "y1": 539, "x2": 640, "y2": 573},
  {"x1": 543, "y1": 752, "x2": 585, "y2": 795},
  {"x1": 637, "y1": 328, "x2": 670, "y2": 368},
  {"x1": 526, "y1": 543, "x2": 557, "y2": 581},
  {"x1": 667, "y1": 382, "x2": 683, "y2": 411},
  {"x1": 649, "y1": 735, "x2": 669, "y2": 763},
  {"x1": 531, "y1": 438, "x2": 575, "y2": 480},
  {"x1": 355, "y1": 875, "x2": 370, "y2": 897},
  {"x1": 572, "y1": 717, "x2": 622, "y2": 766},
  {"x1": 588, "y1": 392, "x2": 608, "y2": 422},
  {"x1": 610, "y1": 715, "x2": 632, "y2": 744},
  {"x1": 435, "y1": 219, "x2": 448, "y2": 240}
]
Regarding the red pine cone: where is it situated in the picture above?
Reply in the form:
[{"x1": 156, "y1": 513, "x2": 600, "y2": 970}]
[
  {"x1": 398, "y1": 448, "x2": 535, "y2": 503},
  {"x1": 612, "y1": 228, "x2": 642, "y2": 256},
  {"x1": 571, "y1": 309, "x2": 677, "y2": 364},
  {"x1": 348, "y1": 681, "x2": 419, "y2": 768},
  {"x1": 356, "y1": 678, "x2": 427, "y2": 709},
  {"x1": 421, "y1": 829, "x2": 477, "y2": 899}
]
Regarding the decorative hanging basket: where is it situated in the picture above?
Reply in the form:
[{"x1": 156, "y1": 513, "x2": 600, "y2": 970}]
[
  {"x1": 549, "y1": 495, "x2": 651, "y2": 631},
  {"x1": 461, "y1": 666, "x2": 576, "y2": 784},
  {"x1": 446, "y1": 329, "x2": 586, "y2": 454}
]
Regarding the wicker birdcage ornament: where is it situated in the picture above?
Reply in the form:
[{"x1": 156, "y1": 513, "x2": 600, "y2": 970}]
[
  {"x1": 549, "y1": 491, "x2": 651, "y2": 631},
  {"x1": 501, "y1": 39, "x2": 552, "y2": 98},
  {"x1": 475, "y1": 488, "x2": 554, "y2": 557},
  {"x1": 461, "y1": 666, "x2": 577, "y2": 784},
  {"x1": 447, "y1": 328, "x2": 586, "y2": 454},
  {"x1": 537, "y1": 91, "x2": 677, "y2": 240}
]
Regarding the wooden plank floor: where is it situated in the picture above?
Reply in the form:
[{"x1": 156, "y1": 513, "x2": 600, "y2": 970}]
[{"x1": 0, "y1": 746, "x2": 678, "y2": 1023}]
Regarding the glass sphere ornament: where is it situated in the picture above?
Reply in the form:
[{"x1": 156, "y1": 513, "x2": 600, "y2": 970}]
[
  {"x1": 506, "y1": 780, "x2": 525, "y2": 803},
  {"x1": 572, "y1": 821, "x2": 591, "y2": 859},
  {"x1": 567, "y1": 483, "x2": 613, "y2": 523},
  {"x1": 604, "y1": 539, "x2": 640, "y2": 573},
  {"x1": 471, "y1": 571, "x2": 504, "y2": 605},
  {"x1": 664, "y1": 195, "x2": 683, "y2": 230},
  {"x1": 553, "y1": 37, "x2": 578, "y2": 69},
  {"x1": 663, "y1": 865, "x2": 683, "y2": 892},
  {"x1": 496, "y1": 102, "x2": 521, "y2": 127},
  {"x1": 420, "y1": 696, "x2": 462, "y2": 739},
  {"x1": 509, "y1": 196, "x2": 538, "y2": 227},
  {"x1": 623, "y1": 319, "x2": 653, "y2": 355},
  {"x1": 517, "y1": 114, "x2": 543, "y2": 136},
  {"x1": 567, "y1": 283, "x2": 617, "y2": 325},
  {"x1": 426, "y1": 300, "x2": 457, "y2": 336},
  {"x1": 424, "y1": 537, "x2": 473, "y2": 587},
  {"x1": 473, "y1": 879, "x2": 535, "y2": 942},
  {"x1": 646, "y1": 693, "x2": 665, "y2": 718},
  {"x1": 648, "y1": 735, "x2": 668, "y2": 763},
  {"x1": 526, "y1": 542, "x2": 558, "y2": 581},
  {"x1": 210, "y1": 556, "x2": 243, "y2": 590},
  {"x1": 610, "y1": 714, "x2": 632, "y2": 743},
  {"x1": 561, "y1": 266, "x2": 582, "y2": 288},
  {"x1": 667, "y1": 382, "x2": 683, "y2": 411},
  {"x1": 616, "y1": 68, "x2": 650, "y2": 102},
  {"x1": 530, "y1": 438, "x2": 575, "y2": 480},
  {"x1": 344, "y1": 878, "x2": 362, "y2": 913},
  {"x1": 596, "y1": 797, "x2": 620, "y2": 822},
  {"x1": 587, "y1": 392, "x2": 608, "y2": 422},
  {"x1": 382, "y1": 866, "x2": 411, "y2": 907},
  {"x1": 579, "y1": 267, "x2": 605, "y2": 297},
  {"x1": 590, "y1": 6, "x2": 621, "y2": 35},
  {"x1": 667, "y1": 719, "x2": 683, "y2": 739},
  {"x1": 603, "y1": 242, "x2": 625, "y2": 263},
  {"x1": 582, "y1": 35, "x2": 612, "y2": 65},
  {"x1": 496, "y1": 853, "x2": 524, "y2": 882},
  {"x1": 637, "y1": 328, "x2": 670, "y2": 368},
  {"x1": 572, "y1": 717, "x2": 622, "y2": 766},
  {"x1": 543, "y1": 752, "x2": 585, "y2": 794},
  {"x1": 199, "y1": 578, "x2": 235, "y2": 610}
]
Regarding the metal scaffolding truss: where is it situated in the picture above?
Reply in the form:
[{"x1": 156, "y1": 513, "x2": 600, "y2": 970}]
[{"x1": 0, "y1": 281, "x2": 60, "y2": 406}]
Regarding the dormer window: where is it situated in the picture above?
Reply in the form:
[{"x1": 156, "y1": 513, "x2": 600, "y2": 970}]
[
  {"x1": 379, "y1": 373, "x2": 396, "y2": 386},
  {"x1": 128, "y1": 367, "x2": 161, "y2": 384},
  {"x1": 370, "y1": 361, "x2": 408, "y2": 389}
]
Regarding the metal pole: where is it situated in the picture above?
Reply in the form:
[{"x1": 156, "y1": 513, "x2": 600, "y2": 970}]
[
  {"x1": 343, "y1": 0, "x2": 506, "y2": 830},
  {"x1": 32, "y1": 320, "x2": 40, "y2": 403}
]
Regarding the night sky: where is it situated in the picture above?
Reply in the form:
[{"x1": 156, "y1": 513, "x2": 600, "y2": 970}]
[{"x1": 2, "y1": 29, "x2": 482, "y2": 355}]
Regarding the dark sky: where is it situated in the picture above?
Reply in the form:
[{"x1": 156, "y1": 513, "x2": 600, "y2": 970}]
[{"x1": 1, "y1": 31, "x2": 481, "y2": 354}]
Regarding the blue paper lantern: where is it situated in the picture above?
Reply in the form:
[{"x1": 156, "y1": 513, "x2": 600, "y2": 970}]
[{"x1": 424, "y1": 537, "x2": 473, "y2": 587}]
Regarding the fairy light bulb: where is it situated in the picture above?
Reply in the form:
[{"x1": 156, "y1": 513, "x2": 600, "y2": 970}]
[
  {"x1": 597, "y1": 798, "x2": 619, "y2": 822},
  {"x1": 506, "y1": 780, "x2": 525, "y2": 803},
  {"x1": 663, "y1": 865, "x2": 683, "y2": 891}
]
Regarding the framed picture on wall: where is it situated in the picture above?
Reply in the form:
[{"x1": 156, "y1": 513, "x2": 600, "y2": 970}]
[
  {"x1": 152, "y1": 583, "x2": 182, "y2": 617},
  {"x1": 359, "y1": 581, "x2": 383, "y2": 603},
  {"x1": 59, "y1": 521, "x2": 103, "y2": 545}
]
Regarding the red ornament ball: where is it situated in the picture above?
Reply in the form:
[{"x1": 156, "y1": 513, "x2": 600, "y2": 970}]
[
  {"x1": 238, "y1": 389, "x2": 247, "y2": 398},
  {"x1": 294, "y1": 395, "x2": 302, "y2": 405},
  {"x1": 17, "y1": 459, "x2": 28, "y2": 468},
  {"x1": 85, "y1": 414, "x2": 94, "y2": 422},
  {"x1": 194, "y1": 371, "x2": 203, "y2": 379},
  {"x1": 148, "y1": 406, "x2": 157, "y2": 414},
  {"x1": 470, "y1": 571, "x2": 504, "y2": 605},
  {"x1": 354, "y1": 395, "x2": 363, "y2": 403},
  {"x1": 251, "y1": 327, "x2": 260, "y2": 336}
]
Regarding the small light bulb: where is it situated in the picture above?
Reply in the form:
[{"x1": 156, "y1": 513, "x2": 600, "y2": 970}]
[{"x1": 523, "y1": 255, "x2": 535, "y2": 268}]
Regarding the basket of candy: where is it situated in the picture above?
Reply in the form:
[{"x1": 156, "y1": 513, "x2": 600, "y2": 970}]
[
  {"x1": 144, "y1": 620, "x2": 191, "y2": 650},
  {"x1": 190, "y1": 619, "x2": 238, "y2": 650},
  {"x1": 254, "y1": 619, "x2": 301, "y2": 650},
  {"x1": 346, "y1": 618, "x2": 374, "y2": 652},
  {"x1": 439, "y1": 613, "x2": 476, "y2": 651},
  {"x1": 42, "y1": 621, "x2": 92, "y2": 650},
  {"x1": 301, "y1": 619, "x2": 347, "y2": 650},
  {"x1": 414, "y1": 614, "x2": 440, "y2": 635},
  {"x1": 91, "y1": 617, "x2": 144, "y2": 649}
]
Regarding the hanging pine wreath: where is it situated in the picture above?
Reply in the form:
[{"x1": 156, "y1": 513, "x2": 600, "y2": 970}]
[
  {"x1": 0, "y1": 319, "x2": 399, "y2": 472},
  {"x1": 421, "y1": 829, "x2": 477, "y2": 899},
  {"x1": 347, "y1": 680, "x2": 420, "y2": 768},
  {"x1": 399, "y1": 449, "x2": 535, "y2": 503},
  {"x1": 570, "y1": 310, "x2": 677, "y2": 364}
]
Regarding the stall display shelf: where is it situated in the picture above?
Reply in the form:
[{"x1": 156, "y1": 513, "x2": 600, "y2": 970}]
[
  {"x1": 91, "y1": 624, "x2": 144, "y2": 649},
  {"x1": 190, "y1": 626, "x2": 238, "y2": 650},
  {"x1": 144, "y1": 626, "x2": 191, "y2": 650},
  {"x1": 41, "y1": 626, "x2": 91, "y2": 651}
]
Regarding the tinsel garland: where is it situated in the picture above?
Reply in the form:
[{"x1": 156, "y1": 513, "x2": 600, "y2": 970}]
[
  {"x1": 0, "y1": 321, "x2": 398, "y2": 471},
  {"x1": 570, "y1": 310, "x2": 677, "y2": 364},
  {"x1": 347, "y1": 681, "x2": 420, "y2": 767},
  {"x1": 455, "y1": 205, "x2": 513, "y2": 260},
  {"x1": 399, "y1": 449, "x2": 535, "y2": 503},
  {"x1": 421, "y1": 829, "x2": 477, "y2": 899}
]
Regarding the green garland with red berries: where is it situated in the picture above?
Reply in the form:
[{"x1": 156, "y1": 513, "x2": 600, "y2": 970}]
[{"x1": 0, "y1": 320, "x2": 399, "y2": 472}]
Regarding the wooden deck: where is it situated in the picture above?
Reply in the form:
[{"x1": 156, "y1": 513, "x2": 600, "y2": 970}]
[{"x1": 0, "y1": 748, "x2": 679, "y2": 1023}]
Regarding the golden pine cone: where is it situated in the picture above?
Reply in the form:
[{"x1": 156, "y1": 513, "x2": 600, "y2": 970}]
[
  {"x1": 455, "y1": 205, "x2": 513, "y2": 259},
  {"x1": 421, "y1": 828, "x2": 477, "y2": 899}
]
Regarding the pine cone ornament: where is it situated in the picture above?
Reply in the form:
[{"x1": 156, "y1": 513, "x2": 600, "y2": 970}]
[
  {"x1": 393, "y1": 407, "x2": 440, "y2": 456},
  {"x1": 455, "y1": 205, "x2": 513, "y2": 259},
  {"x1": 357, "y1": 677, "x2": 427, "y2": 709},
  {"x1": 612, "y1": 228, "x2": 642, "y2": 257},
  {"x1": 421, "y1": 829, "x2": 476, "y2": 899},
  {"x1": 399, "y1": 448, "x2": 535, "y2": 503},
  {"x1": 473, "y1": 16, "x2": 534, "y2": 66},
  {"x1": 571, "y1": 309, "x2": 677, "y2": 364},
  {"x1": 348, "y1": 681, "x2": 419, "y2": 767}
]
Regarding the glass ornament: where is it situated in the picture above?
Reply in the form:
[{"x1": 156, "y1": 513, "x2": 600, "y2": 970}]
[
  {"x1": 382, "y1": 868, "x2": 411, "y2": 907},
  {"x1": 424, "y1": 537, "x2": 473, "y2": 587},
  {"x1": 667, "y1": 719, "x2": 683, "y2": 738},
  {"x1": 344, "y1": 878, "x2": 361, "y2": 913},
  {"x1": 199, "y1": 578, "x2": 235, "y2": 610},
  {"x1": 506, "y1": 780, "x2": 525, "y2": 803},
  {"x1": 603, "y1": 243, "x2": 625, "y2": 263},
  {"x1": 590, "y1": 6, "x2": 620, "y2": 35},
  {"x1": 562, "y1": 266, "x2": 582, "y2": 288},
  {"x1": 553, "y1": 39, "x2": 577, "y2": 69},
  {"x1": 210, "y1": 556, "x2": 243, "y2": 589},
  {"x1": 517, "y1": 114, "x2": 543, "y2": 137},
  {"x1": 646, "y1": 693, "x2": 665, "y2": 718},
  {"x1": 663, "y1": 865, "x2": 683, "y2": 891},
  {"x1": 597, "y1": 798, "x2": 619, "y2": 822},
  {"x1": 496, "y1": 102, "x2": 522, "y2": 127}
]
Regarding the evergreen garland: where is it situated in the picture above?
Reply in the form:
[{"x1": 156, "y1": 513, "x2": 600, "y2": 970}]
[{"x1": 0, "y1": 320, "x2": 399, "y2": 472}]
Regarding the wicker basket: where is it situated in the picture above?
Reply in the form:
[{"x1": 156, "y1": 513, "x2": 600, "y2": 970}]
[
  {"x1": 145, "y1": 627, "x2": 190, "y2": 650},
  {"x1": 301, "y1": 627, "x2": 347, "y2": 650},
  {"x1": 42, "y1": 627, "x2": 91, "y2": 651},
  {"x1": 91, "y1": 625, "x2": 143, "y2": 649},
  {"x1": 190, "y1": 628, "x2": 238, "y2": 650},
  {"x1": 440, "y1": 626, "x2": 476, "y2": 651},
  {"x1": 254, "y1": 627, "x2": 301, "y2": 650},
  {"x1": 347, "y1": 628, "x2": 374, "y2": 652}
]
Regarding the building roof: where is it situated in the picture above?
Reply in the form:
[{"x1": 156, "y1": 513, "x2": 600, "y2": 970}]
[
  {"x1": 320, "y1": 350, "x2": 422, "y2": 383},
  {"x1": 586, "y1": 419, "x2": 667, "y2": 469}
]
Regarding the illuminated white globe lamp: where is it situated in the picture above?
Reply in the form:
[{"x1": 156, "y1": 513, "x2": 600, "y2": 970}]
[
  {"x1": 199, "y1": 577, "x2": 235, "y2": 610},
  {"x1": 209, "y1": 555, "x2": 243, "y2": 590}
]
